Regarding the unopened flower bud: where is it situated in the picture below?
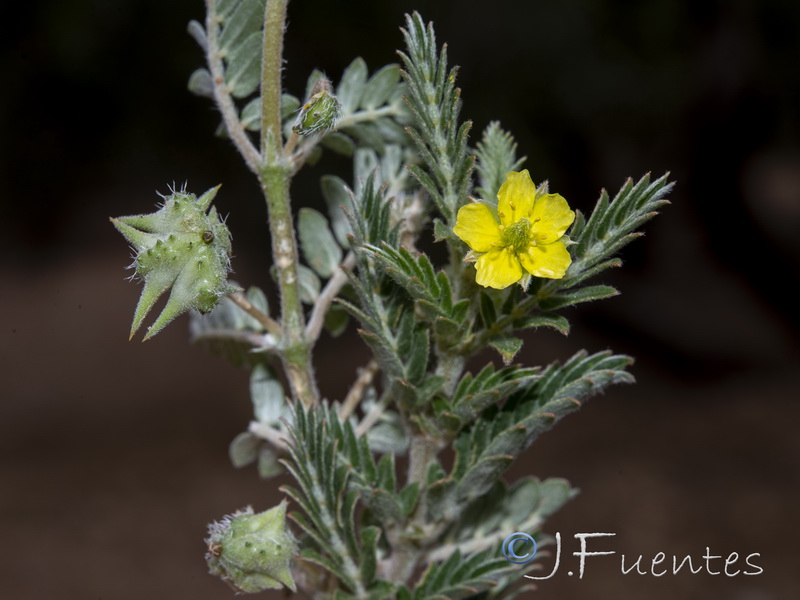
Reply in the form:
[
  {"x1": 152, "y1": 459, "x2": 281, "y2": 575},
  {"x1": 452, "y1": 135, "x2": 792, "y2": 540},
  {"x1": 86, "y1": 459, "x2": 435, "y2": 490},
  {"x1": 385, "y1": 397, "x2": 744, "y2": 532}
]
[
  {"x1": 110, "y1": 185, "x2": 235, "y2": 340},
  {"x1": 205, "y1": 502, "x2": 297, "y2": 593},
  {"x1": 292, "y1": 77, "x2": 341, "y2": 135}
]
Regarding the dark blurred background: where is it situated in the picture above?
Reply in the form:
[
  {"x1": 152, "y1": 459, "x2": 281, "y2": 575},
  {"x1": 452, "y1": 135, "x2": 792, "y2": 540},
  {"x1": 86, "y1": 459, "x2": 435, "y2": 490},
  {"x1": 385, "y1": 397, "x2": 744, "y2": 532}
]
[{"x1": 1, "y1": 1, "x2": 799, "y2": 598}]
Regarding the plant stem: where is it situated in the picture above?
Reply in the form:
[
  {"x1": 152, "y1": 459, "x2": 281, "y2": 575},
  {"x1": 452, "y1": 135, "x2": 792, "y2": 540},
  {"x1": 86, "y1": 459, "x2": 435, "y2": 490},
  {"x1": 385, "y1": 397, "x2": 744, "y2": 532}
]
[
  {"x1": 386, "y1": 433, "x2": 439, "y2": 584},
  {"x1": 227, "y1": 291, "x2": 282, "y2": 337},
  {"x1": 259, "y1": 166, "x2": 317, "y2": 406},
  {"x1": 258, "y1": 0, "x2": 317, "y2": 406},
  {"x1": 305, "y1": 251, "x2": 356, "y2": 342},
  {"x1": 261, "y1": 0, "x2": 287, "y2": 162},
  {"x1": 340, "y1": 360, "x2": 379, "y2": 420}
]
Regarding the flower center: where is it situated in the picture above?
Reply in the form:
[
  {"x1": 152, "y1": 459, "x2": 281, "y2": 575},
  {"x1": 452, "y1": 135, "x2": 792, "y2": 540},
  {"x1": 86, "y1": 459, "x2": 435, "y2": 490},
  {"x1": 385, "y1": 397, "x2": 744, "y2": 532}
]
[{"x1": 500, "y1": 218, "x2": 532, "y2": 252}]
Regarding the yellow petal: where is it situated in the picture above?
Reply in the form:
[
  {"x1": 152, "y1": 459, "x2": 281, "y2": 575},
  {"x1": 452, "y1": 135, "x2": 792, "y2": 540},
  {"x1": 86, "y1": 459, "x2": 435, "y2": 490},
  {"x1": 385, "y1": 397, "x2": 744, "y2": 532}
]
[
  {"x1": 497, "y1": 170, "x2": 536, "y2": 227},
  {"x1": 530, "y1": 193, "x2": 575, "y2": 244},
  {"x1": 475, "y1": 248, "x2": 523, "y2": 289},
  {"x1": 453, "y1": 203, "x2": 502, "y2": 252},
  {"x1": 518, "y1": 240, "x2": 572, "y2": 279}
]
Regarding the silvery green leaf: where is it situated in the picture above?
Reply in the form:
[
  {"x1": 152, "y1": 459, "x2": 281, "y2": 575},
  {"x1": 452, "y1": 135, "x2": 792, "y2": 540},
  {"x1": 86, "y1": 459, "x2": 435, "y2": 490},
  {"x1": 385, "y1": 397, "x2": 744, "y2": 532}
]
[
  {"x1": 188, "y1": 68, "x2": 214, "y2": 98},
  {"x1": 229, "y1": 431, "x2": 260, "y2": 468},
  {"x1": 366, "y1": 420, "x2": 409, "y2": 454},
  {"x1": 474, "y1": 121, "x2": 526, "y2": 204},
  {"x1": 534, "y1": 477, "x2": 576, "y2": 520},
  {"x1": 346, "y1": 123, "x2": 385, "y2": 152},
  {"x1": 257, "y1": 447, "x2": 283, "y2": 478},
  {"x1": 216, "y1": 0, "x2": 246, "y2": 20},
  {"x1": 298, "y1": 208, "x2": 342, "y2": 278},
  {"x1": 281, "y1": 94, "x2": 300, "y2": 121},
  {"x1": 361, "y1": 64, "x2": 401, "y2": 109},
  {"x1": 320, "y1": 175, "x2": 354, "y2": 247},
  {"x1": 320, "y1": 132, "x2": 354, "y2": 156},
  {"x1": 218, "y1": 0, "x2": 264, "y2": 51},
  {"x1": 250, "y1": 364, "x2": 286, "y2": 424},
  {"x1": 187, "y1": 20, "x2": 207, "y2": 52},
  {"x1": 337, "y1": 57, "x2": 368, "y2": 113},
  {"x1": 354, "y1": 147, "x2": 380, "y2": 183},
  {"x1": 297, "y1": 264, "x2": 321, "y2": 304},
  {"x1": 240, "y1": 97, "x2": 261, "y2": 130},
  {"x1": 225, "y1": 30, "x2": 262, "y2": 98}
]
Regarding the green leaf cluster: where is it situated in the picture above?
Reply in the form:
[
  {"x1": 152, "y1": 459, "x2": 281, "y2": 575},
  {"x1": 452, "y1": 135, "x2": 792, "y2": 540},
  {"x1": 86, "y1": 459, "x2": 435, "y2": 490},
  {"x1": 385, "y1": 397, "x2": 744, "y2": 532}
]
[
  {"x1": 399, "y1": 13, "x2": 474, "y2": 225},
  {"x1": 282, "y1": 404, "x2": 414, "y2": 598},
  {"x1": 530, "y1": 173, "x2": 673, "y2": 310},
  {"x1": 427, "y1": 351, "x2": 633, "y2": 520}
]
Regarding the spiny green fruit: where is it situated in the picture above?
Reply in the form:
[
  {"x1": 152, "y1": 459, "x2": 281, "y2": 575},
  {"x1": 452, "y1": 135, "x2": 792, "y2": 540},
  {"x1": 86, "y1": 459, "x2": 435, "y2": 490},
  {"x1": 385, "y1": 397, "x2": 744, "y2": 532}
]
[
  {"x1": 110, "y1": 185, "x2": 235, "y2": 340},
  {"x1": 205, "y1": 501, "x2": 297, "y2": 593}
]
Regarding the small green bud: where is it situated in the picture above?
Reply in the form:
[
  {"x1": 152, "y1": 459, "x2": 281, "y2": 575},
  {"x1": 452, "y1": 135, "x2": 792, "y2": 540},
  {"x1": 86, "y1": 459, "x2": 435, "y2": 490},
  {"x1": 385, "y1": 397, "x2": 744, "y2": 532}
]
[
  {"x1": 205, "y1": 501, "x2": 297, "y2": 593},
  {"x1": 292, "y1": 77, "x2": 342, "y2": 136},
  {"x1": 110, "y1": 185, "x2": 235, "y2": 340}
]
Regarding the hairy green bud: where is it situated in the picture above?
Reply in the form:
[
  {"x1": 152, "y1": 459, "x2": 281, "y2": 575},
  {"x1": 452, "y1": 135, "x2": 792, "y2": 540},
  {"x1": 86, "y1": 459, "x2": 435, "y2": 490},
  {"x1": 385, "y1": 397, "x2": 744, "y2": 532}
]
[
  {"x1": 292, "y1": 77, "x2": 342, "y2": 135},
  {"x1": 205, "y1": 501, "x2": 297, "y2": 593},
  {"x1": 110, "y1": 185, "x2": 235, "y2": 340}
]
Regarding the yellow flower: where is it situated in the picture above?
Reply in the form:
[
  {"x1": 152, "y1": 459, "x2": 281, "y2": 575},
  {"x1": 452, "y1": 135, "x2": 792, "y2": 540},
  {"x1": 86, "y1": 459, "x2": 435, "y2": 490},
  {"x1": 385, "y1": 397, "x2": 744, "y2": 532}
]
[{"x1": 453, "y1": 170, "x2": 575, "y2": 289}]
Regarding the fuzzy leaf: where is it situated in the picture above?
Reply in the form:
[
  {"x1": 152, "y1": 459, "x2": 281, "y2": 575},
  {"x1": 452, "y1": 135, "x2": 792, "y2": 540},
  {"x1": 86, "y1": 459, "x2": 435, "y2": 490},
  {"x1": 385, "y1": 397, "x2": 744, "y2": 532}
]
[
  {"x1": 398, "y1": 12, "x2": 473, "y2": 223},
  {"x1": 337, "y1": 57, "x2": 368, "y2": 113},
  {"x1": 228, "y1": 431, "x2": 260, "y2": 468},
  {"x1": 225, "y1": 30, "x2": 262, "y2": 98},
  {"x1": 187, "y1": 68, "x2": 214, "y2": 98},
  {"x1": 538, "y1": 284, "x2": 618, "y2": 311},
  {"x1": 431, "y1": 351, "x2": 634, "y2": 518},
  {"x1": 299, "y1": 208, "x2": 343, "y2": 278},
  {"x1": 361, "y1": 64, "x2": 402, "y2": 109},
  {"x1": 474, "y1": 121, "x2": 526, "y2": 204},
  {"x1": 321, "y1": 175, "x2": 355, "y2": 248},
  {"x1": 250, "y1": 364, "x2": 287, "y2": 424},
  {"x1": 512, "y1": 313, "x2": 570, "y2": 335},
  {"x1": 298, "y1": 264, "x2": 321, "y2": 304}
]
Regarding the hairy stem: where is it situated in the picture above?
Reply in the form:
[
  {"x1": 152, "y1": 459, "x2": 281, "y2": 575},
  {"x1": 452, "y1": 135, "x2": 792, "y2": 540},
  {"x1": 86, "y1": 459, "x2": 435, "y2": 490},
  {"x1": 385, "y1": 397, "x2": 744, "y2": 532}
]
[
  {"x1": 261, "y1": 0, "x2": 287, "y2": 162},
  {"x1": 260, "y1": 166, "x2": 317, "y2": 406},
  {"x1": 384, "y1": 434, "x2": 440, "y2": 584},
  {"x1": 257, "y1": 0, "x2": 317, "y2": 406},
  {"x1": 340, "y1": 360, "x2": 379, "y2": 420}
]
